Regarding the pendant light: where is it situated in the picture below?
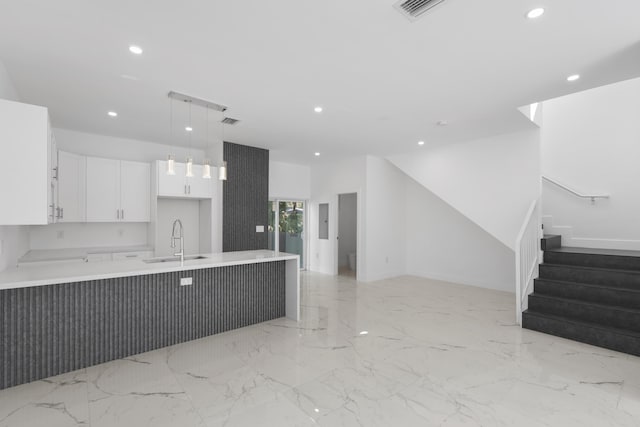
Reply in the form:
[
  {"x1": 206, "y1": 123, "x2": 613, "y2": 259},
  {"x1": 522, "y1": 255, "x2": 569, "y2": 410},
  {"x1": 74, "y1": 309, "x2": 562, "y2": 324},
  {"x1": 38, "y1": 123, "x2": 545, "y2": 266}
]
[
  {"x1": 167, "y1": 154, "x2": 176, "y2": 175},
  {"x1": 185, "y1": 100, "x2": 194, "y2": 177},
  {"x1": 218, "y1": 161, "x2": 227, "y2": 181},
  {"x1": 202, "y1": 106, "x2": 212, "y2": 179},
  {"x1": 166, "y1": 98, "x2": 176, "y2": 175},
  {"x1": 166, "y1": 91, "x2": 230, "y2": 180},
  {"x1": 218, "y1": 112, "x2": 228, "y2": 181}
]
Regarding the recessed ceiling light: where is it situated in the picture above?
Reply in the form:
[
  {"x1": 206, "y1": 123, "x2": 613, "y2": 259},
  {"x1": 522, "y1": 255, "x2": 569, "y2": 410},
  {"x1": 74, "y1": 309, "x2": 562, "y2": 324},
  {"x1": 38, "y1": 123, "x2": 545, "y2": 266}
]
[
  {"x1": 567, "y1": 74, "x2": 581, "y2": 82},
  {"x1": 314, "y1": 152, "x2": 320, "y2": 156},
  {"x1": 359, "y1": 331, "x2": 369, "y2": 335},
  {"x1": 185, "y1": 126, "x2": 193, "y2": 132},
  {"x1": 437, "y1": 120, "x2": 449, "y2": 126},
  {"x1": 314, "y1": 409, "x2": 320, "y2": 413},
  {"x1": 107, "y1": 111, "x2": 118, "y2": 117},
  {"x1": 418, "y1": 141, "x2": 425, "y2": 146},
  {"x1": 314, "y1": 106, "x2": 323, "y2": 113},
  {"x1": 129, "y1": 45, "x2": 143, "y2": 55},
  {"x1": 526, "y1": 8, "x2": 545, "y2": 19}
]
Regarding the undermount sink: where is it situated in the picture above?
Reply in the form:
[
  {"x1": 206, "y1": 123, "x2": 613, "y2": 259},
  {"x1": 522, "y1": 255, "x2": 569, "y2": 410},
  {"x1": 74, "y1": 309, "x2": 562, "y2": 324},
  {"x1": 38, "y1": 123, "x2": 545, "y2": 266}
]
[{"x1": 143, "y1": 255, "x2": 208, "y2": 264}]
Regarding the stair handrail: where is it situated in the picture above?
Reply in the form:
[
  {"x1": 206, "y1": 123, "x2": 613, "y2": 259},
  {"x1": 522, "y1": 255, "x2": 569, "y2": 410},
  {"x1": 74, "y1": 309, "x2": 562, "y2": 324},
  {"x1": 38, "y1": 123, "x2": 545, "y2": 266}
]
[
  {"x1": 515, "y1": 199, "x2": 541, "y2": 326},
  {"x1": 542, "y1": 175, "x2": 609, "y2": 203}
]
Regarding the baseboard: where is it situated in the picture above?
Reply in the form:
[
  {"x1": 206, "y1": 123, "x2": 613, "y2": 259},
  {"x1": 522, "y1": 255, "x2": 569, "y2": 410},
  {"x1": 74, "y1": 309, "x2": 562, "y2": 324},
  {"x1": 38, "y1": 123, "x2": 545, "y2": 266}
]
[{"x1": 406, "y1": 270, "x2": 514, "y2": 294}]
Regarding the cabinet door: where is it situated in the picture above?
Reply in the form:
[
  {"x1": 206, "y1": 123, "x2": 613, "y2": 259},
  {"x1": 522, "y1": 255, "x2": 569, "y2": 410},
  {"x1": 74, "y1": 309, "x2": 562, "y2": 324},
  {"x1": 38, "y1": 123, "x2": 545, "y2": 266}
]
[
  {"x1": 0, "y1": 99, "x2": 50, "y2": 225},
  {"x1": 86, "y1": 157, "x2": 120, "y2": 222},
  {"x1": 57, "y1": 151, "x2": 86, "y2": 222},
  {"x1": 187, "y1": 165, "x2": 213, "y2": 199},
  {"x1": 120, "y1": 160, "x2": 150, "y2": 222},
  {"x1": 157, "y1": 160, "x2": 187, "y2": 197}
]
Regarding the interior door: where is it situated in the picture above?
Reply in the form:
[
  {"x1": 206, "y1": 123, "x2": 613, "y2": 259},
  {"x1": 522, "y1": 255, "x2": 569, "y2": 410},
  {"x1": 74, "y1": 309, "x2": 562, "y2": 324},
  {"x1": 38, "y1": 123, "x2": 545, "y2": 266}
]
[
  {"x1": 57, "y1": 151, "x2": 86, "y2": 222},
  {"x1": 120, "y1": 160, "x2": 150, "y2": 222},
  {"x1": 86, "y1": 156, "x2": 120, "y2": 222}
]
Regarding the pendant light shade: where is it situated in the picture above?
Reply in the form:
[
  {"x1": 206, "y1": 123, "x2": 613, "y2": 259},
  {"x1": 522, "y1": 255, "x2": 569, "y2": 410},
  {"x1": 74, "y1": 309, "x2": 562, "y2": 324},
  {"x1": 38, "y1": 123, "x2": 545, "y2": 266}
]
[
  {"x1": 202, "y1": 159, "x2": 212, "y2": 179},
  {"x1": 186, "y1": 157, "x2": 194, "y2": 177},
  {"x1": 166, "y1": 154, "x2": 176, "y2": 175},
  {"x1": 218, "y1": 161, "x2": 227, "y2": 181}
]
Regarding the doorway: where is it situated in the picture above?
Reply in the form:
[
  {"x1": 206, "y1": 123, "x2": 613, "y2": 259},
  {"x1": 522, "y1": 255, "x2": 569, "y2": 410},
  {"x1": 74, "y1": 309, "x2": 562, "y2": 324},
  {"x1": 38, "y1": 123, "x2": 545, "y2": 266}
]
[
  {"x1": 338, "y1": 193, "x2": 357, "y2": 277},
  {"x1": 268, "y1": 200, "x2": 306, "y2": 269}
]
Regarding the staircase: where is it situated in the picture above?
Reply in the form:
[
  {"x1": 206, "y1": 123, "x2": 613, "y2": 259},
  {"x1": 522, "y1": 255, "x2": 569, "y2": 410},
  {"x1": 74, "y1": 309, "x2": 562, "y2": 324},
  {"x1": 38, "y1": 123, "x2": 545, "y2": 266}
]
[{"x1": 522, "y1": 235, "x2": 640, "y2": 356}]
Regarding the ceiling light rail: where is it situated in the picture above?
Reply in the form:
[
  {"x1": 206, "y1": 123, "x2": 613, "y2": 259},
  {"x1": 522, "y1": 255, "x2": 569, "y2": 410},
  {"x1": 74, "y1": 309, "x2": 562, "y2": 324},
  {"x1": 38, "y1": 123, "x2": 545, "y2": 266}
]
[{"x1": 168, "y1": 91, "x2": 227, "y2": 113}]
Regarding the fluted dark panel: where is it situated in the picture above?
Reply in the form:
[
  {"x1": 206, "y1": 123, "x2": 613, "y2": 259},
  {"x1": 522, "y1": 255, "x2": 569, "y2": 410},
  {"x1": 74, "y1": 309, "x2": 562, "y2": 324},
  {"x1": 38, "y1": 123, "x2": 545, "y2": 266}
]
[
  {"x1": 0, "y1": 262, "x2": 285, "y2": 390},
  {"x1": 223, "y1": 141, "x2": 269, "y2": 252}
]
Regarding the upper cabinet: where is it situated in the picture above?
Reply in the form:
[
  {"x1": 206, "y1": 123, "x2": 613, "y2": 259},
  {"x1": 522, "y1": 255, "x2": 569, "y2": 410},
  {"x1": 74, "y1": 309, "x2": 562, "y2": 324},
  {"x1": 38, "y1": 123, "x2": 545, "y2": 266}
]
[
  {"x1": 86, "y1": 157, "x2": 150, "y2": 222},
  {"x1": 56, "y1": 151, "x2": 86, "y2": 223},
  {"x1": 156, "y1": 160, "x2": 213, "y2": 199},
  {"x1": 120, "y1": 160, "x2": 150, "y2": 222},
  {"x1": 0, "y1": 99, "x2": 56, "y2": 225}
]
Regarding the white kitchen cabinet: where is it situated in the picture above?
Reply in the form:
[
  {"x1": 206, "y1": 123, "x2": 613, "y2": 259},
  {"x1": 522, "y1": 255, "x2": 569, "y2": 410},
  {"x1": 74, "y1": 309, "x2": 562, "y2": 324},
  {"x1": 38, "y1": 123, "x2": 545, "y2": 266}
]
[
  {"x1": 86, "y1": 157, "x2": 150, "y2": 222},
  {"x1": 86, "y1": 157, "x2": 120, "y2": 222},
  {"x1": 188, "y1": 165, "x2": 213, "y2": 198},
  {"x1": 120, "y1": 161, "x2": 150, "y2": 222},
  {"x1": 156, "y1": 160, "x2": 213, "y2": 199},
  {"x1": 0, "y1": 99, "x2": 56, "y2": 225},
  {"x1": 157, "y1": 161, "x2": 186, "y2": 197},
  {"x1": 56, "y1": 151, "x2": 86, "y2": 222}
]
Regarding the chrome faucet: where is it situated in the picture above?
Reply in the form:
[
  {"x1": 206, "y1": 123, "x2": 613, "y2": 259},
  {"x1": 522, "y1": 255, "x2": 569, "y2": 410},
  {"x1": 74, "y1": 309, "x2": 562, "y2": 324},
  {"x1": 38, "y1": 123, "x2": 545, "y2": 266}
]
[{"x1": 171, "y1": 219, "x2": 184, "y2": 265}]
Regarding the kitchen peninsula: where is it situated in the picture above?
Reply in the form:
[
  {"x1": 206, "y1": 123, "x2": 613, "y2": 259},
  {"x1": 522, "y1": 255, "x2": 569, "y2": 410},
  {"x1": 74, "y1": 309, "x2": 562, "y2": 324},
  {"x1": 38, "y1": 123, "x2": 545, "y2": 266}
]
[{"x1": 0, "y1": 250, "x2": 299, "y2": 390}]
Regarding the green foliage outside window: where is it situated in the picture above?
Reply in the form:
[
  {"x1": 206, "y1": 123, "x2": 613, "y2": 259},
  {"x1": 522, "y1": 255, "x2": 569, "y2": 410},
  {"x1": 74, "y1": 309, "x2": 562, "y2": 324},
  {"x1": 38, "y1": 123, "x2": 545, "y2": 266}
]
[{"x1": 279, "y1": 201, "x2": 303, "y2": 236}]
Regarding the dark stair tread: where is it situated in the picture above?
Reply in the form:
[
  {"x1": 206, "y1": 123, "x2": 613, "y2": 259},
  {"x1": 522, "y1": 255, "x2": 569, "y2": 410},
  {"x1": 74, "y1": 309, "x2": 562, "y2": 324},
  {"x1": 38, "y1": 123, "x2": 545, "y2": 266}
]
[
  {"x1": 545, "y1": 246, "x2": 640, "y2": 258},
  {"x1": 540, "y1": 262, "x2": 640, "y2": 276},
  {"x1": 535, "y1": 278, "x2": 640, "y2": 295},
  {"x1": 529, "y1": 293, "x2": 640, "y2": 314},
  {"x1": 523, "y1": 310, "x2": 640, "y2": 340}
]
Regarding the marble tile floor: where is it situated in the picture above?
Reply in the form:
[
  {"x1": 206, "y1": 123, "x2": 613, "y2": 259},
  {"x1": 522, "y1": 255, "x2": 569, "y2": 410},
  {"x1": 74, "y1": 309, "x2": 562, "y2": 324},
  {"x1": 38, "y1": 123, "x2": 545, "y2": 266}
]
[{"x1": 1, "y1": 273, "x2": 640, "y2": 426}]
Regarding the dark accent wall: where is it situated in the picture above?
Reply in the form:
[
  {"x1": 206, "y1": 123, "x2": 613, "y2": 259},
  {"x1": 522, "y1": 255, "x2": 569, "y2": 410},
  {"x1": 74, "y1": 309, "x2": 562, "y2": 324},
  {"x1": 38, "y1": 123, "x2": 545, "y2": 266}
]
[
  {"x1": 0, "y1": 262, "x2": 285, "y2": 390},
  {"x1": 223, "y1": 142, "x2": 269, "y2": 252}
]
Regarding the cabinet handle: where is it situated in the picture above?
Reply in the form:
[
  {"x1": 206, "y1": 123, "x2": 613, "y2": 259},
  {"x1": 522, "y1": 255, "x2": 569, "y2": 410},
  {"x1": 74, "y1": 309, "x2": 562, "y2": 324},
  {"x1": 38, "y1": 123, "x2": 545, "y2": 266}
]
[
  {"x1": 52, "y1": 167, "x2": 58, "y2": 180},
  {"x1": 50, "y1": 204, "x2": 55, "y2": 220},
  {"x1": 60, "y1": 207, "x2": 64, "y2": 219},
  {"x1": 55, "y1": 206, "x2": 61, "y2": 219},
  {"x1": 188, "y1": 185, "x2": 191, "y2": 194},
  {"x1": 117, "y1": 209, "x2": 120, "y2": 220}
]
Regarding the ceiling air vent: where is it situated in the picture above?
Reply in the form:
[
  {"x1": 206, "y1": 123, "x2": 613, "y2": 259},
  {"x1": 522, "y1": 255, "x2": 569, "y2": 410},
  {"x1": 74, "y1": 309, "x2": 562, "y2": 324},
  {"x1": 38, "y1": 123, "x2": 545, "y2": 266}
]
[
  {"x1": 221, "y1": 117, "x2": 239, "y2": 125},
  {"x1": 394, "y1": 0, "x2": 446, "y2": 21}
]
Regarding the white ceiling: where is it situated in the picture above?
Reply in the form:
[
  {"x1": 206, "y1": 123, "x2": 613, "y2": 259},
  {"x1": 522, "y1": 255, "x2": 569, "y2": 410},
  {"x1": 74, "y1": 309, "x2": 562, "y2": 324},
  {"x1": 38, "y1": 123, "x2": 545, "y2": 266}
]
[{"x1": 1, "y1": 0, "x2": 639, "y2": 164}]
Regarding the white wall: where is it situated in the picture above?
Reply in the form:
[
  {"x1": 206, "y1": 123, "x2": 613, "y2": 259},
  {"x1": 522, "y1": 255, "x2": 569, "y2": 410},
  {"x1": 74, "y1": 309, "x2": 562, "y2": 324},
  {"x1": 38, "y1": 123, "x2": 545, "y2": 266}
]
[
  {"x1": 0, "y1": 60, "x2": 30, "y2": 271},
  {"x1": 388, "y1": 129, "x2": 541, "y2": 250},
  {"x1": 541, "y1": 77, "x2": 640, "y2": 250},
  {"x1": 155, "y1": 199, "x2": 202, "y2": 257},
  {"x1": 309, "y1": 156, "x2": 366, "y2": 276},
  {"x1": 405, "y1": 177, "x2": 515, "y2": 292},
  {"x1": 362, "y1": 156, "x2": 406, "y2": 282},
  {"x1": 338, "y1": 193, "x2": 357, "y2": 268},
  {"x1": 269, "y1": 161, "x2": 311, "y2": 200},
  {"x1": 29, "y1": 223, "x2": 147, "y2": 250},
  {"x1": 53, "y1": 128, "x2": 205, "y2": 163}
]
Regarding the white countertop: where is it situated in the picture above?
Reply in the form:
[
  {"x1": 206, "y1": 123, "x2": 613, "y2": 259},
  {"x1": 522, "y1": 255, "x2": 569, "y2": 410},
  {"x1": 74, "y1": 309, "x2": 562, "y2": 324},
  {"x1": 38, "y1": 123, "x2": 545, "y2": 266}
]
[
  {"x1": 0, "y1": 250, "x2": 299, "y2": 290},
  {"x1": 19, "y1": 245, "x2": 154, "y2": 263}
]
